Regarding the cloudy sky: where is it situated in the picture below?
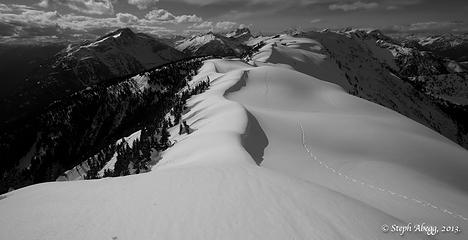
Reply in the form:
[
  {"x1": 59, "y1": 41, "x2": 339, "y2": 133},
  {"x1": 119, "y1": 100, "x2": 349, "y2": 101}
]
[{"x1": 0, "y1": 0, "x2": 467, "y2": 42}]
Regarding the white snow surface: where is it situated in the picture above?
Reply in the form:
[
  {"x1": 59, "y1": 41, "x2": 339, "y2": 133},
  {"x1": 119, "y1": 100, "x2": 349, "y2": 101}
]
[{"x1": 1, "y1": 35, "x2": 468, "y2": 240}]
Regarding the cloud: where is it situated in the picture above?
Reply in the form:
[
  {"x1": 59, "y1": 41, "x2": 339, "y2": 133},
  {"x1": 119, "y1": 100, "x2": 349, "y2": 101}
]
[
  {"x1": 116, "y1": 12, "x2": 139, "y2": 24},
  {"x1": 175, "y1": 0, "x2": 229, "y2": 6},
  {"x1": 0, "y1": 3, "x2": 207, "y2": 41},
  {"x1": 188, "y1": 20, "x2": 240, "y2": 33},
  {"x1": 310, "y1": 18, "x2": 322, "y2": 24},
  {"x1": 329, "y1": 1, "x2": 379, "y2": 11},
  {"x1": 36, "y1": 0, "x2": 114, "y2": 15},
  {"x1": 179, "y1": 0, "x2": 324, "y2": 6},
  {"x1": 0, "y1": 3, "x2": 13, "y2": 12},
  {"x1": 408, "y1": 21, "x2": 468, "y2": 32},
  {"x1": 176, "y1": 15, "x2": 203, "y2": 23},
  {"x1": 38, "y1": 0, "x2": 49, "y2": 8},
  {"x1": 215, "y1": 21, "x2": 238, "y2": 30},
  {"x1": 189, "y1": 21, "x2": 213, "y2": 29},
  {"x1": 383, "y1": 21, "x2": 468, "y2": 33},
  {"x1": 144, "y1": 9, "x2": 202, "y2": 24},
  {"x1": 0, "y1": 4, "x2": 177, "y2": 41},
  {"x1": 384, "y1": 0, "x2": 421, "y2": 10},
  {"x1": 145, "y1": 9, "x2": 176, "y2": 21},
  {"x1": 128, "y1": 0, "x2": 158, "y2": 10}
]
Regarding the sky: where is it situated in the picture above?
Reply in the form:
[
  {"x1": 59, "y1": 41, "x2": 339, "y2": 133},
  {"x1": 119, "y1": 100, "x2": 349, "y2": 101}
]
[{"x1": 0, "y1": 0, "x2": 467, "y2": 42}]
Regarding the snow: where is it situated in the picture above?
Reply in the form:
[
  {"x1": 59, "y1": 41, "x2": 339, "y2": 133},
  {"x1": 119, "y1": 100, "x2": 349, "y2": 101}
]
[
  {"x1": 113, "y1": 32, "x2": 122, "y2": 38},
  {"x1": 97, "y1": 152, "x2": 118, "y2": 176},
  {"x1": 2, "y1": 35, "x2": 468, "y2": 240},
  {"x1": 130, "y1": 74, "x2": 150, "y2": 91}
]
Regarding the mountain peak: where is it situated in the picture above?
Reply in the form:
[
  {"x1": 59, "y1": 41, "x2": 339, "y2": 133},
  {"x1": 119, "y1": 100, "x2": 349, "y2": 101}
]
[
  {"x1": 234, "y1": 27, "x2": 251, "y2": 35},
  {"x1": 115, "y1": 28, "x2": 136, "y2": 36},
  {"x1": 226, "y1": 27, "x2": 252, "y2": 40},
  {"x1": 97, "y1": 28, "x2": 136, "y2": 42}
]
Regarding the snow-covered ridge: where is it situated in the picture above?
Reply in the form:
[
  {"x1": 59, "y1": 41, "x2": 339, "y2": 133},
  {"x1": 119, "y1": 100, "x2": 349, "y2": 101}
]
[{"x1": 2, "y1": 35, "x2": 468, "y2": 240}]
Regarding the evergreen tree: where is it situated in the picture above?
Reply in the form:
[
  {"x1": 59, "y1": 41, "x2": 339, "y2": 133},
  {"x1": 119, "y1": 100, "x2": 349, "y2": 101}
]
[
  {"x1": 159, "y1": 123, "x2": 170, "y2": 148},
  {"x1": 183, "y1": 121, "x2": 191, "y2": 134},
  {"x1": 179, "y1": 123, "x2": 184, "y2": 135}
]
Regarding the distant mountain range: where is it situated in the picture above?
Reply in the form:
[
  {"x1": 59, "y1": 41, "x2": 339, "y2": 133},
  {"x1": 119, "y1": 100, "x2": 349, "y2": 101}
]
[{"x1": 391, "y1": 32, "x2": 468, "y2": 63}]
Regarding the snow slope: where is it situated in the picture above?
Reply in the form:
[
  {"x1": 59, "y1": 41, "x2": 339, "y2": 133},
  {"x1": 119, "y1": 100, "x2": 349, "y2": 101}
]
[{"x1": 1, "y1": 37, "x2": 468, "y2": 240}]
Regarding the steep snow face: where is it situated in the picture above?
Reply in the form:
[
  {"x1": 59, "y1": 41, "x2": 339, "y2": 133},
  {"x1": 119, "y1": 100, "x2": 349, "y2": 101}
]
[{"x1": 2, "y1": 38, "x2": 468, "y2": 240}]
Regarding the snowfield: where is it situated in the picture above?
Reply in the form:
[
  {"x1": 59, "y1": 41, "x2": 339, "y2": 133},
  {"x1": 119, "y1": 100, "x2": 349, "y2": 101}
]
[{"x1": 1, "y1": 35, "x2": 468, "y2": 240}]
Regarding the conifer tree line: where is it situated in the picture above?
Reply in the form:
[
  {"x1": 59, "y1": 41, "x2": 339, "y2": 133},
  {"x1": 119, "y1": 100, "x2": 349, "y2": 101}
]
[
  {"x1": 241, "y1": 41, "x2": 266, "y2": 60},
  {"x1": 84, "y1": 60, "x2": 211, "y2": 179}
]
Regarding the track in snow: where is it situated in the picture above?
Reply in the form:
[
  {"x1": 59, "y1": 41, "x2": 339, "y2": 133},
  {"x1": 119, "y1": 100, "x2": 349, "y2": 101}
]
[{"x1": 298, "y1": 122, "x2": 468, "y2": 222}]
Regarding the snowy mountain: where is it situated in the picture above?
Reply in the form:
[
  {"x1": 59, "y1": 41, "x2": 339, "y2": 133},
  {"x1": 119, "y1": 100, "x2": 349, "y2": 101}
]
[
  {"x1": 56, "y1": 28, "x2": 186, "y2": 85},
  {"x1": 1, "y1": 34, "x2": 468, "y2": 240},
  {"x1": 410, "y1": 33, "x2": 468, "y2": 62},
  {"x1": 279, "y1": 29, "x2": 468, "y2": 149},
  {"x1": 226, "y1": 27, "x2": 253, "y2": 42},
  {"x1": 176, "y1": 31, "x2": 250, "y2": 57},
  {"x1": 388, "y1": 33, "x2": 468, "y2": 64}
]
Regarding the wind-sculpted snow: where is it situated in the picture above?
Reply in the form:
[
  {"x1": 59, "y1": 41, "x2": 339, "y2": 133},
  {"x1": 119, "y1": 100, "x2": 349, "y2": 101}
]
[{"x1": 1, "y1": 40, "x2": 468, "y2": 239}]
